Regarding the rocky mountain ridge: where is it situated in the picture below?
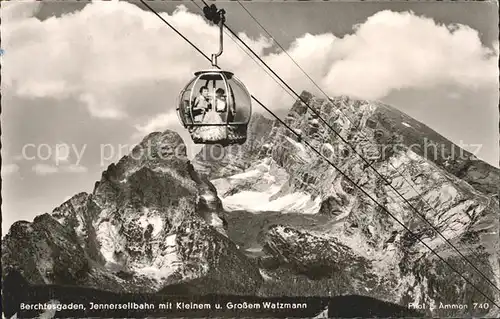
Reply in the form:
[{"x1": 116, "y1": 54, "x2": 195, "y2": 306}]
[
  {"x1": 2, "y1": 91, "x2": 499, "y2": 318},
  {"x1": 3, "y1": 131, "x2": 262, "y2": 296},
  {"x1": 194, "y1": 91, "x2": 500, "y2": 317}
]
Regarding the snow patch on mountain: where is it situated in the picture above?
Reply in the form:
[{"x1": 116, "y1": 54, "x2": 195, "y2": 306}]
[
  {"x1": 229, "y1": 169, "x2": 262, "y2": 180},
  {"x1": 74, "y1": 220, "x2": 85, "y2": 238},
  {"x1": 260, "y1": 192, "x2": 322, "y2": 214},
  {"x1": 213, "y1": 159, "x2": 321, "y2": 214},
  {"x1": 284, "y1": 136, "x2": 310, "y2": 161},
  {"x1": 152, "y1": 167, "x2": 198, "y2": 192},
  {"x1": 221, "y1": 186, "x2": 281, "y2": 212},
  {"x1": 133, "y1": 237, "x2": 180, "y2": 282},
  {"x1": 219, "y1": 188, "x2": 321, "y2": 214},
  {"x1": 259, "y1": 269, "x2": 273, "y2": 281},
  {"x1": 96, "y1": 220, "x2": 126, "y2": 265},
  {"x1": 331, "y1": 225, "x2": 398, "y2": 278},
  {"x1": 137, "y1": 208, "x2": 163, "y2": 237},
  {"x1": 134, "y1": 263, "x2": 177, "y2": 282},
  {"x1": 119, "y1": 167, "x2": 140, "y2": 184},
  {"x1": 246, "y1": 247, "x2": 263, "y2": 253}
]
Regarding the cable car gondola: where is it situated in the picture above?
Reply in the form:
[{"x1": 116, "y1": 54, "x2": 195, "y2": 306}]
[{"x1": 176, "y1": 5, "x2": 252, "y2": 146}]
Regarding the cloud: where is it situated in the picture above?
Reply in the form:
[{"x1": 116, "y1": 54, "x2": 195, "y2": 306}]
[
  {"x1": 2, "y1": 2, "x2": 497, "y2": 122},
  {"x1": 0, "y1": 0, "x2": 41, "y2": 23},
  {"x1": 134, "y1": 111, "x2": 180, "y2": 137},
  {"x1": 133, "y1": 111, "x2": 203, "y2": 158},
  {"x1": 2, "y1": 164, "x2": 20, "y2": 177},
  {"x1": 31, "y1": 163, "x2": 88, "y2": 175},
  {"x1": 62, "y1": 164, "x2": 89, "y2": 173},
  {"x1": 319, "y1": 11, "x2": 498, "y2": 99},
  {"x1": 32, "y1": 163, "x2": 59, "y2": 176}
]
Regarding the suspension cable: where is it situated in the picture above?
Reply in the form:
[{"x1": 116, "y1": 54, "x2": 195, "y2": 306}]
[
  {"x1": 232, "y1": 0, "x2": 489, "y2": 268},
  {"x1": 137, "y1": 0, "x2": 500, "y2": 308},
  {"x1": 231, "y1": 0, "x2": 498, "y2": 297},
  {"x1": 196, "y1": 0, "x2": 500, "y2": 296},
  {"x1": 190, "y1": 0, "x2": 296, "y2": 100}
]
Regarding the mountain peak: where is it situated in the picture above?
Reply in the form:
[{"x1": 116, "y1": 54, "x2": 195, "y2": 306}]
[
  {"x1": 136, "y1": 129, "x2": 188, "y2": 159},
  {"x1": 3, "y1": 128, "x2": 263, "y2": 296},
  {"x1": 2, "y1": 91, "x2": 498, "y2": 318},
  {"x1": 193, "y1": 91, "x2": 498, "y2": 316}
]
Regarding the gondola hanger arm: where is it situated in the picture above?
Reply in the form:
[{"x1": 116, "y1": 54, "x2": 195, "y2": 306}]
[{"x1": 202, "y1": 4, "x2": 226, "y2": 67}]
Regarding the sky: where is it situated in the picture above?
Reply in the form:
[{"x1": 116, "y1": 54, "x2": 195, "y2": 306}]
[{"x1": 1, "y1": 0, "x2": 499, "y2": 234}]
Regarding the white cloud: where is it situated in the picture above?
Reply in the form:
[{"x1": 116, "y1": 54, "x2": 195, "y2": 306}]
[
  {"x1": 79, "y1": 93, "x2": 127, "y2": 119},
  {"x1": 2, "y1": 2, "x2": 497, "y2": 121},
  {"x1": 134, "y1": 111, "x2": 180, "y2": 136},
  {"x1": 319, "y1": 11, "x2": 498, "y2": 99},
  {"x1": 62, "y1": 164, "x2": 88, "y2": 174},
  {"x1": 0, "y1": 0, "x2": 41, "y2": 23},
  {"x1": 2, "y1": 164, "x2": 20, "y2": 177},
  {"x1": 32, "y1": 163, "x2": 59, "y2": 176},
  {"x1": 133, "y1": 111, "x2": 203, "y2": 159},
  {"x1": 31, "y1": 163, "x2": 88, "y2": 175}
]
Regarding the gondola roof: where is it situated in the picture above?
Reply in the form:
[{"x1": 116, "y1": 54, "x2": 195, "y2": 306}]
[{"x1": 194, "y1": 69, "x2": 234, "y2": 80}]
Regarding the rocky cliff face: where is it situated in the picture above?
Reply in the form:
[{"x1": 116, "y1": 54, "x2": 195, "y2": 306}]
[
  {"x1": 194, "y1": 91, "x2": 500, "y2": 317},
  {"x1": 2, "y1": 131, "x2": 262, "y2": 296},
  {"x1": 2, "y1": 92, "x2": 499, "y2": 318}
]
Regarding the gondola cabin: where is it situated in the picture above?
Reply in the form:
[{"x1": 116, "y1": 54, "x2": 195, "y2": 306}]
[{"x1": 176, "y1": 69, "x2": 252, "y2": 145}]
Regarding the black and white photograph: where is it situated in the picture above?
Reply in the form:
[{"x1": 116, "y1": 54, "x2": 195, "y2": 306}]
[{"x1": 1, "y1": 0, "x2": 499, "y2": 318}]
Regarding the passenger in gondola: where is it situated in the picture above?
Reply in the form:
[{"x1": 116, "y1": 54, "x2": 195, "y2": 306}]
[
  {"x1": 196, "y1": 88, "x2": 226, "y2": 140},
  {"x1": 215, "y1": 88, "x2": 227, "y2": 112},
  {"x1": 192, "y1": 86, "x2": 211, "y2": 122},
  {"x1": 223, "y1": 89, "x2": 236, "y2": 122}
]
